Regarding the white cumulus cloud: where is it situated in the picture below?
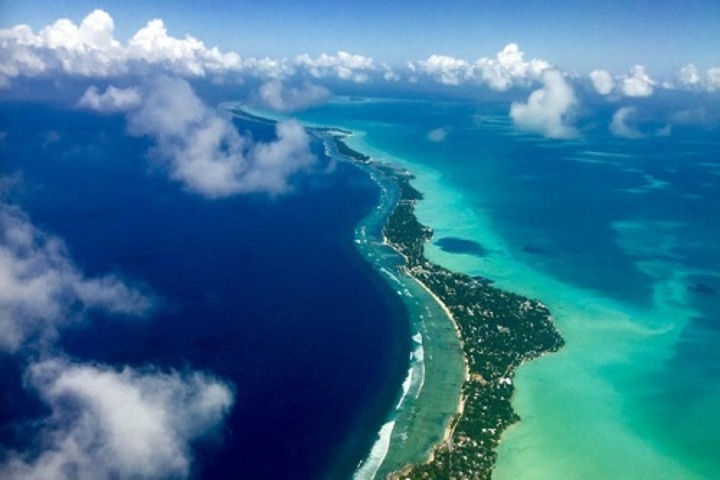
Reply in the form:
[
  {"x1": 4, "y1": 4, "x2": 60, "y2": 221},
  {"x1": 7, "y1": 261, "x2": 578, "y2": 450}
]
[
  {"x1": 0, "y1": 10, "x2": 242, "y2": 86},
  {"x1": 0, "y1": 357, "x2": 234, "y2": 480},
  {"x1": 707, "y1": 68, "x2": 720, "y2": 92},
  {"x1": 417, "y1": 54, "x2": 473, "y2": 86},
  {"x1": 126, "y1": 18, "x2": 241, "y2": 76},
  {"x1": 124, "y1": 76, "x2": 317, "y2": 197},
  {"x1": 609, "y1": 106, "x2": 643, "y2": 138},
  {"x1": 77, "y1": 85, "x2": 142, "y2": 112},
  {"x1": 256, "y1": 79, "x2": 330, "y2": 112},
  {"x1": 510, "y1": 69, "x2": 578, "y2": 139},
  {"x1": 474, "y1": 43, "x2": 551, "y2": 91},
  {"x1": 0, "y1": 203, "x2": 152, "y2": 353},
  {"x1": 588, "y1": 65, "x2": 660, "y2": 97},
  {"x1": 678, "y1": 64, "x2": 720, "y2": 92},
  {"x1": 589, "y1": 69, "x2": 615, "y2": 95},
  {"x1": 241, "y1": 56, "x2": 293, "y2": 78},
  {"x1": 2, "y1": 9, "x2": 719, "y2": 98},
  {"x1": 679, "y1": 64, "x2": 701, "y2": 87},
  {"x1": 412, "y1": 43, "x2": 550, "y2": 90},
  {"x1": 621, "y1": 65, "x2": 655, "y2": 97},
  {"x1": 295, "y1": 51, "x2": 378, "y2": 83},
  {"x1": 40, "y1": 9, "x2": 119, "y2": 51}
]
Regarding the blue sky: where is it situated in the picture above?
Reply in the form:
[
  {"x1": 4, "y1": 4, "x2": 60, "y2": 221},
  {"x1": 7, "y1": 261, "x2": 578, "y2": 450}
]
[
  {"x1": 1, "y1": 0, "x2": 718, "y2": 142},
  {"x1": 0, "y1": 0, "x2": 718, "y2": 139},
  {"x1": 2, "y1": 0, "x2": 718, "y2": 75}
]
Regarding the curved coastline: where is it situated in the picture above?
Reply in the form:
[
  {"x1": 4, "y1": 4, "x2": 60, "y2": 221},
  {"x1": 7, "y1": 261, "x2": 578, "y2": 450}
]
[
  {"x1": 317, "y1": 129, "x2": 467, "y2": 479},
  {"x1": 330, "y1": 111, "x2": 715, "y2": 479},
  {"x1": 224, "y1": 103, "x2": 564, "y2": 479},
  {"x1": 319, "y1": 128, "x2": 564, "y2": 478}
]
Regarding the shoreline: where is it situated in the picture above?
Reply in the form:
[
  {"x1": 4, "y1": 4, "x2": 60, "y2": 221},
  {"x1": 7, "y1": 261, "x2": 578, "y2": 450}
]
[
  {"x1": 332, "y1": 135, "x2": 565, "y2": 479},
  {"x1": 225, "y1": 104, "x2": 564, "y2": 479},
  {"x1": 407, "y1": 275, "x2": 470, "y2": 438},
  {"x1": 404, "y1": 273, "x2": 470, "y2": 448},
  {"x1": 323, "y1": 132, "x2": 466, "y2": 479}
]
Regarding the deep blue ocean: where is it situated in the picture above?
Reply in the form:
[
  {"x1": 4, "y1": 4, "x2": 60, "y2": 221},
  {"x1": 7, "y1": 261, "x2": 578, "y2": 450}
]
[
  {"x1": 3, "y1": 92, "x2": 719, "y2": 479},
  {"x1": 0, "y1": 102, "x2": 411, "y2": 479}
]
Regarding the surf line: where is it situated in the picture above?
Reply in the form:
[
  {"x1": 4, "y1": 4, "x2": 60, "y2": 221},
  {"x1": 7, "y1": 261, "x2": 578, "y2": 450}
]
[{"x1": 322, "y1": 129, "x2": 564, "y2": 480}]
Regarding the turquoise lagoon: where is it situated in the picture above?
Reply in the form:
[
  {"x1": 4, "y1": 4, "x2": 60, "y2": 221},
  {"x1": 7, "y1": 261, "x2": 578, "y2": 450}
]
[{"x1": 295, "y1": 97, "x2": 720, "y2": 479}]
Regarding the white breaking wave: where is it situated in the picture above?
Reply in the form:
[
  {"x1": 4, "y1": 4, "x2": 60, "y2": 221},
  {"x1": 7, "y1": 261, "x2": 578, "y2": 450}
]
[
  {"x1": 379, "y1": 266, "x2": 402, "y2": 284},
  {"x1": 353, "y1": 421, "x2": 396, "y2": 480},
  {"x1": 353, "y1": 331, "x2": 426, "y2": 480},
  {"x1": 399, "y1": 364, "x2": 414, "y2": 408},
  {"x1": 412, "y1": 344, "x2": 425, "y2": 363}
]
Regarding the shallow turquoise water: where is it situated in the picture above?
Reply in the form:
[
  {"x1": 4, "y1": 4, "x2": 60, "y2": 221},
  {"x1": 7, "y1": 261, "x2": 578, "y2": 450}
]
[{"x1": 297, "y1": 97, "x2": 720, "y2": 479}]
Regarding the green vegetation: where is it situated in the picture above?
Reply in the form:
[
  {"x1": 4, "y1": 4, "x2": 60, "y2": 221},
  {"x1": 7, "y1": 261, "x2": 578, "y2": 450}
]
[
  {"x1": 330, "y1": 137, "x2": 564, "y2": 480},
  {"x1": 219, "y1": 109, "x2": 564, "y2": 478},
  {"x1": 330, "y1": 134, "x2": 371, "y2": 163},
  {"x1": 381, "y1": 168, "x2": 564, "y2": 480}
]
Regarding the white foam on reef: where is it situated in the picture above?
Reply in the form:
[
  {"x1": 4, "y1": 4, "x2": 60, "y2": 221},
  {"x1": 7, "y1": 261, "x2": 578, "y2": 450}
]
[
  {"x1": 322, "y1": 127, "x2": 435, "y2": 480},
  {"x1": 410, "y1": 344, "x2": 425, "y2": 396},
  {"x1": 379, "y1": 266, "x2": 401, "y2": 284},
  {"x1": 398, "y1": 364, "x2": 414, "y2": 408},
  {"x1": 412, "y1": 343, "x2": 425, "y2": 363},
  {"x1": 354, "y1": 363, "x2": 416, "y2": 480},
  {"x1": 354, "y1": 338, "x2": 427, "y2": 480},
  {"x1": 398, "y1": 342, "x2": 426, "y2": 408},
  {"x1": 353, "y1": 420, "x2": 396, "y2": 480}
]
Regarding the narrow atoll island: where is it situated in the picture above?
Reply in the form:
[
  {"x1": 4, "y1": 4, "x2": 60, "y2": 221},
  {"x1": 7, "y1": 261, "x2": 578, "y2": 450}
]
[
  {"x1": 325, "y1": 132, "x2": 565, "y2": 479},
  {"x1": 225, "y1": 105, "x2": 565, "y2": 479}
]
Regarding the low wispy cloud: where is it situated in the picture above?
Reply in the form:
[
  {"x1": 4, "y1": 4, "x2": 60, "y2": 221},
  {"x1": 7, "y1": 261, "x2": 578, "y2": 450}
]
[
  {"x1": 124, "y1": 76, "x2": 317, "y2": 197},
  {"x1": 77, "y1": 85, "x2": 142, "y2": 112},
  {"x1": 79, "y1": 78, "x2": 318, "y2": 198},
  {"x1": 427, "y1": 127, "x2": 448, "y2": 142},
  {"x1": 0, "y1": 197, "x2": 235, "y2": 478},
  {"x1": 609, "y1": 106, "x2": 643, "y2": 138},
  {"x1": 668, "y1": 107, "x2": 718, "y2": 130},
  {"x1": 708, "y1": 68, "x2": 720, "y2": 92},
  {"x1": 256, "y1": 79, "x2": 330, "y2": 112},
  {"x1": 40, "y1": 130, "x2": 61, "y2": 148},
  {"x1": 0, "y1": 202, "x2": 152, "y2": 353},
  {"x1": 510, "y1": 69, "x2": 578, "y2": 139},
  {"x1": 1, "y1": 357, "x2": 234, "y2": 480}
]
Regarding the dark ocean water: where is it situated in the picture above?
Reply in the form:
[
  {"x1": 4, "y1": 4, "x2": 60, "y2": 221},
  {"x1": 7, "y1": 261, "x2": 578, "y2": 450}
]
[
  {"x1": 4, "y1": 92, "x2": 719, "y2": 478},
  {"x1": 0, "y1": 103, "x2": 410, "y2": 479}
]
